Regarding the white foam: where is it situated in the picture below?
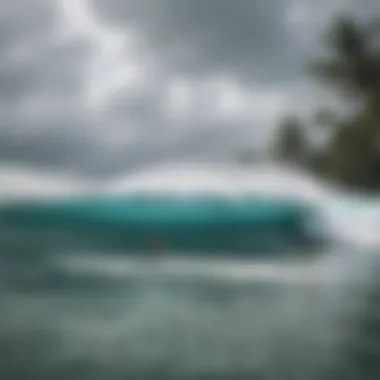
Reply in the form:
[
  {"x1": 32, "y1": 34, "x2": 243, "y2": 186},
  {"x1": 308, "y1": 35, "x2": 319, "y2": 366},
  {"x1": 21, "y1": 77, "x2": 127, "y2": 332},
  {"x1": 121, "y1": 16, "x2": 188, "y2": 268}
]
[
  {"x1": 0, "y1": 164, "x2": 93, "y2": 203},
  {"x1": 103, "y1": 162, "x2": 330, "y2": 201},
  {"x1": 52, "y1": 253, "x2": 335, "y2": 285}
]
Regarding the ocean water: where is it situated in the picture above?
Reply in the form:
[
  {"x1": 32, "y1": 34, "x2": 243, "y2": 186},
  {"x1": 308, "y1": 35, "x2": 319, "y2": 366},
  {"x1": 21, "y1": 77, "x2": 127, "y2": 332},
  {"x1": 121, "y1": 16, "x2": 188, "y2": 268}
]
[{"x1": 1, "y1": 165, "x2": 380, "y2": 380}]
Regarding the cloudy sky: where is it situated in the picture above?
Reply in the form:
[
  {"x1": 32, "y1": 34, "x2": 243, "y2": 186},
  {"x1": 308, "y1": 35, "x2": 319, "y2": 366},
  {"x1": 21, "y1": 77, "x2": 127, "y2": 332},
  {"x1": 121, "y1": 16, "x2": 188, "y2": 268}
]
[{"x1": 0, "y1": 0, "x2": 379, "y2": 186}]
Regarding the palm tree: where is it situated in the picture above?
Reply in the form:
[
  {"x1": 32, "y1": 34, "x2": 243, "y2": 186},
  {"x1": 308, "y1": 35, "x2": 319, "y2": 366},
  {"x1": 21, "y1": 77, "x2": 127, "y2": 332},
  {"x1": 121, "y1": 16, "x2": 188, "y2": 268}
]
[
  {"x1": 310, "y1": 15, "x2": 380, "y2": 190},
  {"x1": 272, "y1": 115, "x2": 308, "y2": 166}
]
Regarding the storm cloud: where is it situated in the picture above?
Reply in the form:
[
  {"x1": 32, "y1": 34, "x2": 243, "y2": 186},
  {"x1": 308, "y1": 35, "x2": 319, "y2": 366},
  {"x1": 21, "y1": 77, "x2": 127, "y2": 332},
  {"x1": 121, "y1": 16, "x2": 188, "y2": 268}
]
[{"x1": 0, "y1": 0, "x2": 378, "y2": 179}]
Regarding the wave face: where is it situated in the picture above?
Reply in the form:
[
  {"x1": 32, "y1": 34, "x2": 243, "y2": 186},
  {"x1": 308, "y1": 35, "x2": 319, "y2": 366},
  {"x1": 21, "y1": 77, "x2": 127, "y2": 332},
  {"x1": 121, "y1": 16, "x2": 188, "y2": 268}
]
[
  {"x1": 1, "y1": 163, "x2": 380, "y2": 380},
  {"x1": 0, "y1": 163, "x2": 327, "y2": 256},
  {"x1": 0, "y1": 198, "x2": 321, "y2": 257}
]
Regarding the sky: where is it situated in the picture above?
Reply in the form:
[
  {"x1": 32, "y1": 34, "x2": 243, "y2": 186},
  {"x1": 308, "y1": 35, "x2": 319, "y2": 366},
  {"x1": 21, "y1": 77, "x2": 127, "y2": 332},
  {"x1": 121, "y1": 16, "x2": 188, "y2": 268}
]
[{"x1": 0, "y1": 0, "x2": 379, "y2": 193}]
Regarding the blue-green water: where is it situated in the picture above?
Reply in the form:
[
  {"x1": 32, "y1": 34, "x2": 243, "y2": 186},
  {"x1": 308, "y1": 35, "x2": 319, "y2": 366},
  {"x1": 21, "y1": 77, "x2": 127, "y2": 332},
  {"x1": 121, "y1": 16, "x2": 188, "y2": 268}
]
[
  {"x1": 0, "y1": 196, "x2": 321, "y2": 256},
  {"x1": 0, "y1": 254, "x2": 341, "y2": 380},
  {"x1": 0, "y1": 193, "x2": 378, "y2": 379}
]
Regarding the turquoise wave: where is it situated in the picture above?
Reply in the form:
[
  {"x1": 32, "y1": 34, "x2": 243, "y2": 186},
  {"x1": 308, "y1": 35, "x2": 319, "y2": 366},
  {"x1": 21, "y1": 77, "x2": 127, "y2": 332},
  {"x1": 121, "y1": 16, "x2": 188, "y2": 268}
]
[{"x1": 0, "y1": 196, "x2": 322, "y2": 255}]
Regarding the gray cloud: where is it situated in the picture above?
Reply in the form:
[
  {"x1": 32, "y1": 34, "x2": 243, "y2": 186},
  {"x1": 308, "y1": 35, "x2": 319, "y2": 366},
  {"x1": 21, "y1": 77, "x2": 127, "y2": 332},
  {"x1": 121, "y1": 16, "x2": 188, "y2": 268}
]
[
  {"x1": 0, "y1": 0, "x2": 378, "y2": 179},
  {"x1": 93, "y1": 0, "x2": 379, "y2": 82},
  {"x1": 94, "y1": 0, "x2": 304, "y2": 83}
]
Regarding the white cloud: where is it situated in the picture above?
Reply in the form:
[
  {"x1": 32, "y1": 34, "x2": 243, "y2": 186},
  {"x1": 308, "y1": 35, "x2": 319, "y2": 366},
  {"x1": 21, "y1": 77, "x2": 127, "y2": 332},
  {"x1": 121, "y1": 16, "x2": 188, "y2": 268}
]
[
  {"x1": 164, "y1": 78, "x2": 193, "y2": 119},
  {"x1": 58, "y1": 0, "x2": 152, "y2": 111}
]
